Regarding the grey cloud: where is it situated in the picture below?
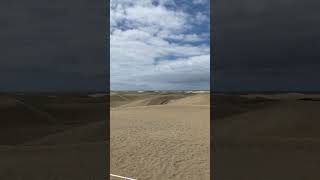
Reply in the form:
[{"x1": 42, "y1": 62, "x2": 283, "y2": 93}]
[{"x1": 111, "y1": 0, "x2": 210, "y2": 90}]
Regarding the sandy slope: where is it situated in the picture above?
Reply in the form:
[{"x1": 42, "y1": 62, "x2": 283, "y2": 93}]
[
  {"x1": 0, "y1": 143, "x2": 106, "y2": 180},
  {"x1": 23, "y1": 120, "x2": 106, "y2": 145},
  {"x1": 111, "y1": 93, "x2": 210, "y2": 180},
  {"x1": 214, "y1": 98, "x2": 320, "y2": 180},
  {"x1": 168, "y1": 94, "x2": 210, "y2": 106},
  {"x1": 0, "y1": 95, "x2": 107, "y2": 180}
]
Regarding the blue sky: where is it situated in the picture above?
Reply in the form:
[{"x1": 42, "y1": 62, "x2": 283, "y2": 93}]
[{"x1": 110, "y1": 0, "x2": 210, "y2": 90}]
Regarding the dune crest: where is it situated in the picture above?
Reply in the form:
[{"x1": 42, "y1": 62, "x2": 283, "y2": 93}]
[{"x1": 168, "y1": 94, "x2": 210, "y2": 106}]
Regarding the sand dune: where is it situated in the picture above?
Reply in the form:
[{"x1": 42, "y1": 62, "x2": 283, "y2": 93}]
[
  {"x1": 0, "y1": 96, "x2": 19, "y2": 107},
  {"x1": 24, "y1": 120, "x2": 106, "y2": 145},
  {"x1": 0, "y1": 96, "x2": 67, "y2": 145},
  {"x1": 5, "y1": 92, "x2": 320, "y2": 179},
  {"x1": 0, "y1": 94, "x2": 107, "y2": 179},
  {"x1": 119, "y1": 94, "x2": 189, "y2": 108},
  {"x1": 111, "y1": 93, "x2": 210, "y2": 180},
  {"x1": 0, "y1": 143, "x2": 106, "y2": 180},
  {"x1": 216, "y1": 101, "x2": 320, "y2": 139},
  {"x1": 168, "y1": 94, "x2": 210, "y2": 106},
  {"x1": 214, "y1": 94, "x2": 320, "y2": 180}
]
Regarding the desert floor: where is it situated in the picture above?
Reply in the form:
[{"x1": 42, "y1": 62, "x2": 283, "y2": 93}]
[
  {"x1": 110, "y1": 92, "x2": 210, "y2": 180},
  {"x1": 3, "y1": 92, "x2": 319, "y2": 179},
  {"x1": 0, "y1": 94, "x2": 107, "y2": 180},
  {"x1": 214, "y1": 93, "x2": 320, "y2": 180}
]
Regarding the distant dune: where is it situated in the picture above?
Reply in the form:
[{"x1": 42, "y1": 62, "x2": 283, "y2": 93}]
[{"x1": 168, "y1": 94, "x2": 210, "y2": 106}]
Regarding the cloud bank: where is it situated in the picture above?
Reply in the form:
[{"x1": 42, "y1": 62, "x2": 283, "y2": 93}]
[{"x1": 110, "y1": 0, "x2": 210, "y2": 90}]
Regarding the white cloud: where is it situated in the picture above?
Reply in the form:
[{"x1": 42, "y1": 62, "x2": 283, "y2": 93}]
[
  {"x1": 194, "y1": 12, "x2": 209, "y2": 24},
  {"x1": 192, "y1": 0, "x2": 208, "y2": 5},
  {"x1": 110, "y1": 0, "x2": 210, "y2": 90},
  {"x1": 165, "y1": 33, "x2": 209, "y2": 42}
]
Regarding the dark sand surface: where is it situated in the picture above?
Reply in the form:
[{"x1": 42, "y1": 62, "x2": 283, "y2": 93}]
[
  {"x1": 3, "y1": 92, "x2": 318, "y2": 179},
  {"x1": 214, "y1": 94, "x2": 320, "y2": 180},
  {"x1": 0, "y1": 94, "x2": 107, "y2": 180}
]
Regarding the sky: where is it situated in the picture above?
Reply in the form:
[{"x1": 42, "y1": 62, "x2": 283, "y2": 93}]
[
  {"x1": 0, "y1": 0, "x2": 107, "y2": 92},
  {"x1": 5, "y1": 0, "x2": 319, "y2": 92},
  {"x1": 110, "y1": 0, "x2": 210, "y2": 90},
  {"x1": 214, "y1": 0, "x2": 320, "y2": 91}
]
